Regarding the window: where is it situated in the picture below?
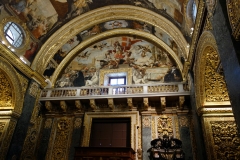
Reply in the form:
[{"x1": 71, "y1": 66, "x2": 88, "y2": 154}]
[
  {"x1": 109, "y1": 77, "x2": 126, "y2": 85},
  {"x1": 192, "y1": 1, "x2": 197, "y2": 22},
  {"x1": 4, "y1": 22, "x2": 24, "y2": 47}
]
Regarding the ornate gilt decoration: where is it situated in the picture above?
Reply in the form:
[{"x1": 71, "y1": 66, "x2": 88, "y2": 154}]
[
  {"x1": 204, "y1": 47, "x2": 229, "y2": 102},
  {"x1": 204, "y1": 16, "x2": 213, "y2": 31},
  {"x1": 0, "y1": 57, "x2": 25, "y2": 115},
  {"x1": 29, "y1": 82, "x2": 39, "y2": 98},
  {"x1": 89, "y1": 99, "x2": 96, "y2": 111},
  {"x1": 203, "y1": 117, "x2": 239, "y2": 160},
  {"x1": 143, "y1": 98, "x2": 149, "y2": 111},
  {"x1": 157, "y1": 115, "x2": 173, "y2": 138},
  {"x1": 151, "y1": 116, "x2": 156, "y2": 139},
  {"x1": 108, "y1": 98, "x2": 114, "y2": 111},
  {"x1": 0, "y1": 70, "x2": 12, "y2": 108},
  {"x1": 160, "y1": 97, "x2": 166, "y2": 111},
  {"x1": 60, "y1": 100, "x2": 67, "y2": 112},
  {"x1": 183, "y1": 0, "x2": 205, "y2": 78},
  {"x1": 143, "y1": 116, "x2": 151, "y2": 128},
  {"x1": 0, "y1": 122, "x2": 6, "y2": 146},
  {"x1": 74, "y1": 118, "x2": 82, "y2": 129},
  {"x1": 227, "y1": 0, "x2": 240, "y2": 40},
  {"x1": 75, "y1": 100, "x2": 82, "y2": 112},
  {"x1": 127, "y1": 98, "x2": 134, "y2": 111},
  {"x1": 46, "y1": 117, "x2": 73, "y2": 160},
  {"x1": 45, "y1": 118, "x2": 53, "y2": 129},
  {"x1": 0, "y1": 119, "x2": 17, "y2": 160},
  {"x1": 206, "y1": 0, "x2": 217, "y2": 18},
  {"x1": 0, "y1": 16, "x2": 30, "y2": 52},
  {"x1": 179, "y1": 116, "x2": 189, "y2": 127},
  {"x1": 195, "y1": 31, "x2": 230, "y2": 113},
  {"x1": 179, "y1": 96, "x2": 185, "y2": 110},
  {"x1": 45, "y1": 101, "x2": 52, "y2": 112}
]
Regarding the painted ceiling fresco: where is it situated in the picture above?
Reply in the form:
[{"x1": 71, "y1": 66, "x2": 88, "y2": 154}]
[{"x1": 54, "y1": 36, "x2": 182, "y2": 88}]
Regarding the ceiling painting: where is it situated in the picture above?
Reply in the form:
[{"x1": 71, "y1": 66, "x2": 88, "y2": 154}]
[
  {"x1": 5, "y1": 0, "x2": 189, "y2": 42},
  {"x1": 54, "y1": 36, "x2": 182, "y2": 88}
]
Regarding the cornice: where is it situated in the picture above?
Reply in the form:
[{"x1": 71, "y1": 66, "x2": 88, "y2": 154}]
[{"x1": 0, "y1": 44, "x2": 47, "y2": 88}]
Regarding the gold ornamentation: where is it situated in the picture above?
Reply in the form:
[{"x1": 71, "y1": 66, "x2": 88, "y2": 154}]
[
  {"x1": 204, "y1": 16, "x2": 213, "y2": 31},
  {"x1": 29, "y1": 82, "x2": 39, "y2": 98},
  {"x1": 157, "y1": 115, "x2": 173, "y2": 138},
  {"x1": 0, "y1": 16, "x2": 30, "y2": 52},
  {"x1": 75, "y1": 100, "x2": 82, "y2": 112},
  {"x1": 143, "y1": 98, "x2": 149, "y2": 111},
  {"x1": 0, "y1": 70, "x2": 13, "y2": 108},
  {"x1": 183, "y1": 0, "x2": 205, "y2": 78},
  {"x1": 152, "y1": 116, "x2": 156, "y2": 139},
  {"x1": 0, "y1": 120, "x2": 17, "y2": 160},
  {"x1": 45, "y1": 101, "x2": 52, "y2": 112},
  {"x1": 179, "y1": 116, "x2": 189, "y2": 127},
  {"x1": 160, "y1": 97, "x2": 166, "y2": 111},
  {"x1": 0, "y1": 57, "x2": 25, "y2": 115},
  {"x1": 203, "y1": 117, "x2": 239, "y2": 160},
  {"x1": 60, "y1": 100, "x2": 67, "y2": 112},
  {"x1": 44, "y1": 118, "x2": 53, "y2": 129},
  {"x1": 143, "y1": 116, "x2": 151, "y2": 128},
  {"x1": 89, "y1": 99, "x2": 96, "y2": 111},
  {"x1": 227, "y1": 0, "x2": 240, "y2": 40},
  {"x1": 206, "y1": 0, "x2": 217, "y2": 18},
  {"x1": 74, "y1": 118, "x2": 82, "y2": 129},
  {"x1": 46, "y1": 117, "x2": 73, "y2": 160},
  {"x1": 195, "y1": 31, "x2": 230, "y2": 112},
  {"x1": 179, "y1": 96, "x2": 185, "y2": 110},
  {"x1": 127, "y1": 98, "x2": 134, "y2": 111},
  {"x1": 108, "y1": 98, "x2": 114, "y2": 111},
  {"x1": 174, "y1": 115, "x2": 180, "y2": 139},
  {"x1": 0, "y1": 122, "x2": 6, "y2": 145}
]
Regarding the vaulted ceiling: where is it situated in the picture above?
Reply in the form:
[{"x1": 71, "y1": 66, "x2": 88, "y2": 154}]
[{"x1": 0, "y1": 0, "x2": 198, "y2": 86}]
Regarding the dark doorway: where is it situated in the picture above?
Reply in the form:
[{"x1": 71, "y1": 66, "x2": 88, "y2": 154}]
[{"x1": 90, "y1": 118, "x2": 131, "y2": 147}]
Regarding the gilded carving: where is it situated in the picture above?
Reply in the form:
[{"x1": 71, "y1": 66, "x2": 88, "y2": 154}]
[
  {"x1": 46, "y1": 117, "x2": 73, "y2": 160},
  {"x1": 179, "y1": 116, "x2": 189, "y2": 127},
  {"x1": 179, "y1": 96, "x2": 185, "y2": 110},
  {"x1": 203, "y1": 117, "x2": 240, "y2": 160},
  {"x1": 108, "y1": 98, "x2": 114, "y2": 111},
  {"x1": 157, "y1": 115, "x2": 173, "y2": 138},
  {"x1": 44, "y1": 118, "x2": 53, "y2": 129},
  {"x1": 60, "y1": 100, "x2": 67, "y2": 112},
  {"x1": 227, "y1": 0, "x2": 240, "y2": 40},
  {"x1": 160, "y1": 97, "x2": 166, "y2": 111},
  {"x1": 127, "y1": 98, "x2": 134, "y2": 111},
  {"x1": 204, "y1": 47, "x2": 229, "y2": 102},
  {"x1": 0, "y1": 70, "x2": 12, "y2": 108},
  {"x1": 206, "y1": 0, "x2": 217, "y2": 18},
  {"x1": 74, "y1": 118, "x2": 82, "y2": 129},
  {"x1": 204, "y1": 16, "x2": 213, "y2": 31},
  {"x1": 75, "y1": 100, "x2": 82, "y2": 112},
  {"x1": 29, "y1": 82, "x2": 39, "y2": 98},
  {"x1": 151, "y1": 116, "x2": 156, "y2": 139},
  {"x1": 89, "y1": 99, "x2": 97, "y2": 111},
  {"x1": 195, "y1": 31, "x2": 230, "y2": 112},
  {"x1": 0, "y1": 120, "x2": 17, "y2": 160},
  {"x1": 143, "y1": 116, "x2": 151, "y2": 128},
  {"x1": 143, "y1": 98, "x2": 149, "y2": 111},
  {"x1": 45, "y1": 101, "x2": 52, "y2": 112}
]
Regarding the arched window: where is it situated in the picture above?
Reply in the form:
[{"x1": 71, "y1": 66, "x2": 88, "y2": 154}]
[
  {"x1": 192, "y1": 1, "x2": 197, "y2": 22},
  {"x1": 4, "y1": 22, "x2": 24, "y2": 48}
]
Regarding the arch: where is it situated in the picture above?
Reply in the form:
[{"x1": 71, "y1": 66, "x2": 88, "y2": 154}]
[
  {"x1": 31, "y1": 5, "x2": 188, "y2": 74},
  {"x1": 0, "y1": 57, "x2": 26, "y2": 115},
  {"x1": 50, "y1": 29, "x2": 184, "y2": 85},
  {"x1": 195, "y1": 31, "x2": 230, "y2": 112}
]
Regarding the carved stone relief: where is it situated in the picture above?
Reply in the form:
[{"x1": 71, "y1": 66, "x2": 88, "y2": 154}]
[
  {"x1": 157, "y1": 115, "x2": 173, "y2": 138},
  {"x1": 29, "y1": 82, "x2": 39, "y2": 98}
]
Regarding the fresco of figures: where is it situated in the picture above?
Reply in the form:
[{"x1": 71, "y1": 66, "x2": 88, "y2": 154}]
[{"x1": 55, "y1": 36, "x2": 182, "y2": 87}]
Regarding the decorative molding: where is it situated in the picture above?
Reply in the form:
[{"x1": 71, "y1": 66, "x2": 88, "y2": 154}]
[
  {"x1": 29, "y1": 82, "x2": 40, "y2": 98},
  {"x1": 60, "y1": 101, "x2": 67, "y2": 112},
  {"x1": 204, "y1": 16, "x2": 213, "y2": 31},
  {"x1": 157, "y1": 115, "x2": 173, "y2": 138},
  {"x1": 46, "y1": 117, "x2": 73, "y2": 160},
  {"x1": 160, "y1": 97, "x2": 166, "y2": 111},
  {"x1": 75, "y1": 100, "x2": 83, "y2": 112},
  {"x1": 143, "y1": 116, "x2": 151, "y2": 128},
  {"x1": 206, "y1": 0, "x2": 217, "y2": 18},
  {"x1": 44, "y1": 118, "x2": 53, "y2": 129},
  {"x1": 143, "y1": 98, "x2": 149, "y2": 111},
  {"x1": 179, "y1": 116, "x2": 189, "y2": 127},
  {"x1": 202, "y1": 117, "x2": 239, "y2": 160},
  {"x1": 74, "y1": 118, "x2": 82, "y2": 129},
  {"x1": 108, "y1": 98, "x2": 114, "y2": 111},
  {"x1": 195, "y1": 31, "x2": 230, "y2": 112},
  {"x1": 226, "y1": 0, "x2": 240, "y2": 40},
  {"x1": 184, "y1": 0, "x2": 205, "y2": 78},
  {"x1": 127, "y1": 98, "x2": 134, "y2": 111},
  {"x1": 0, "y1": 16, "x2": 30, "y2": 53}
]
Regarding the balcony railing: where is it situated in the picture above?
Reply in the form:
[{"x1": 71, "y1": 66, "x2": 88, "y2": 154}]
[{"x1": 40, "y1": 83, "x2": 189, "y2": 100}]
